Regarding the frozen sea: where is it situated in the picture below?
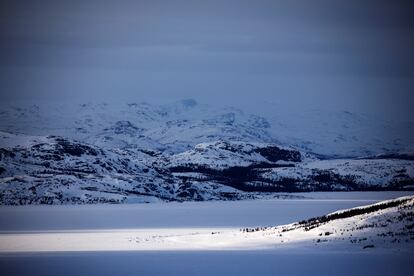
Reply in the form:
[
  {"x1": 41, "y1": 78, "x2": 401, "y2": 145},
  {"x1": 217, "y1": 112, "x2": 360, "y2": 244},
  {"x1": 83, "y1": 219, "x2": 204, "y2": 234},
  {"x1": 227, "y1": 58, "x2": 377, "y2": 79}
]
[{"x1": 0, "y1": 191, "x2": 413, "y2": 275}]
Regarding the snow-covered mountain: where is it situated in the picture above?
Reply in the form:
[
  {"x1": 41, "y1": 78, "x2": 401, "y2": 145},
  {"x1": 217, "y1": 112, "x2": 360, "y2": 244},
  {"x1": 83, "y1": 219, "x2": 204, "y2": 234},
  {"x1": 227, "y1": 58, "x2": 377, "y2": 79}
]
[
  {"x1": 0, "y1": 100, "x2": 413, "y2": 204},
  {"x1": 260, "y1": 101, "x2": 414, "y2": 157},
  {"x1": 0, "y1": 130, "x2": 413, "y2": 205},
  {"x1": 1, "y1": 99, "x2": 412, "y2": 156},
  {"x1": 0, "y1": 100, "x2": 275, "y2": 153}
]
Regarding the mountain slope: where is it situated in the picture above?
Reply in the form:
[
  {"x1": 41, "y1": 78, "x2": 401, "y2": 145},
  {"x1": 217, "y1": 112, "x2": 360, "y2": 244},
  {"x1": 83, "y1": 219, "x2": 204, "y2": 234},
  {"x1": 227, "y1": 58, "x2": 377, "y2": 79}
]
[
  {"x1": 0, "y1": 100, "x2": 275, "y2": 153},
  {"x1": 1, "y1": 100, "x2": 412, "y2": 157},
  {"x1": 238, "y1": 195, "x2": 414, "y2": 251},
  {"x1": 1, "y1": 131, "x2": 413, "y2": 205}
]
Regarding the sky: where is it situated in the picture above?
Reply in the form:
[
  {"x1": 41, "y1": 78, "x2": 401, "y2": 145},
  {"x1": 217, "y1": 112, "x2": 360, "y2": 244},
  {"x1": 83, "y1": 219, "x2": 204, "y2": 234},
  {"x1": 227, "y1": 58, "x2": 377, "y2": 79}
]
[{"x1": 0, "y1": 0, "x2": 413, "y2": 121}]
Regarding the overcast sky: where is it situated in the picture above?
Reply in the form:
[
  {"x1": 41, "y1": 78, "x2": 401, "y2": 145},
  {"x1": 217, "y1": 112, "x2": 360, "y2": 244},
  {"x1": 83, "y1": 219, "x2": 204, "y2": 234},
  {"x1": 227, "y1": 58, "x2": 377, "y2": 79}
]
[{"x1": 0, "y1": 0, "x2": 413, "y2": 120}]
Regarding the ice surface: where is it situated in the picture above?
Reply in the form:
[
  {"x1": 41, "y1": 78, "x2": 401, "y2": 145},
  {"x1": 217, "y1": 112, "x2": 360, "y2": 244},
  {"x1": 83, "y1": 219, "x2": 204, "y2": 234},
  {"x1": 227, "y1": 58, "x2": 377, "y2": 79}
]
[
  {"x1": 0, "y1": 192, "x2": 413, "y2": 275},
  {"x1": 0, "y1": 192, "x2": 411, "y2": 231}
]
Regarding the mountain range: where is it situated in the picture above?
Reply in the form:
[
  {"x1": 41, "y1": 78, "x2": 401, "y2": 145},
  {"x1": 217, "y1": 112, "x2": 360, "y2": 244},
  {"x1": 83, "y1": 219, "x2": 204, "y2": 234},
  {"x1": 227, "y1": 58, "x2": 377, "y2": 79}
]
[{"x1": 0, "y1": 100, "x2": 413, "y2": 204}]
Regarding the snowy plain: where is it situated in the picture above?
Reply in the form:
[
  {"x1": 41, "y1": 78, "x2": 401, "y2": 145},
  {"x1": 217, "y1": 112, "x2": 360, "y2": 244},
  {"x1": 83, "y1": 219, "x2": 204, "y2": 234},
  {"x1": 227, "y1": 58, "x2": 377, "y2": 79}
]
[
  {"x1": 0, "y1": 191, "x2": 413, "y2": 275},
  {"x1": 0, "y1": 191, "x2": 410, "y2": 232}
]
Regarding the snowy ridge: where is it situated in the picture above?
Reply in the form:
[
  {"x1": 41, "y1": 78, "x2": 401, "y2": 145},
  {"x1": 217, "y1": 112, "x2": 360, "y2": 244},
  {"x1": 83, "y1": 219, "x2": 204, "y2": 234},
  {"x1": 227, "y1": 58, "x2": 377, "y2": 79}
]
[
  {"x1": 248, "y1": 195, "x2": 414, "y2": 251},
  {"x1": 1, "y1": 100, "x2": 412, "y2": 156},
  {"x1": 0, "y1": 131, "x2": 413, "y2": 205},
  {"x1": 0, "y1": 100, "x2": 275, "y2": 153},
  {"x1": 0, "y1": 133, "x2": 303, "y2": 205},
  {"x1": 166, "y1": 140, "x2": 303, "y2": 169}
]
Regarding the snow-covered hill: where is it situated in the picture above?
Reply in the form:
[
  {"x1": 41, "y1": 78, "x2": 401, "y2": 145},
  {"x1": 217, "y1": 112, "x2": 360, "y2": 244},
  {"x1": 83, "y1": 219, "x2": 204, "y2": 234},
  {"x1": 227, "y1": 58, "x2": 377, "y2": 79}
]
[
  {"x1": 235, "y1": 195, "x2": 414, "y2": 251},
  {"x1": 0, "y1": 100, "x2": 275, "y2": 153},
  {"x1": 1, "y1": 130, "x2": 413, "y2": 205},
  {"x1": 1, "y1": 100, "x2": 412, "y2": 156},
  {"x1": 2, "y1": 132, "x2": 278, "y2": 204},
  {"x1": 0, "y1": 100, "x2": 413, "y2": 205}
]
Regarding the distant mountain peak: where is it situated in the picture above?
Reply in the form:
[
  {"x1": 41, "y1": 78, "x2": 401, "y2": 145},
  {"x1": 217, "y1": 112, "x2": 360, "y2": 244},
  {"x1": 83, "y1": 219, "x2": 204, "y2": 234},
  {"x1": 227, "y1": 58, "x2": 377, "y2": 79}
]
[{"x1": 180, "y1": 98, "x2": 197, "y2": 108}]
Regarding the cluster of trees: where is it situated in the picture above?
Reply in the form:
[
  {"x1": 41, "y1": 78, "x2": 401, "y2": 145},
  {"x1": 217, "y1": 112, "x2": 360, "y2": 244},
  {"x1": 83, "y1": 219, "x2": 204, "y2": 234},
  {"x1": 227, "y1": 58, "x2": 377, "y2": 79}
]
[{"x1": 240, "y1": 226, "x2": 269, "y2": 233}]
